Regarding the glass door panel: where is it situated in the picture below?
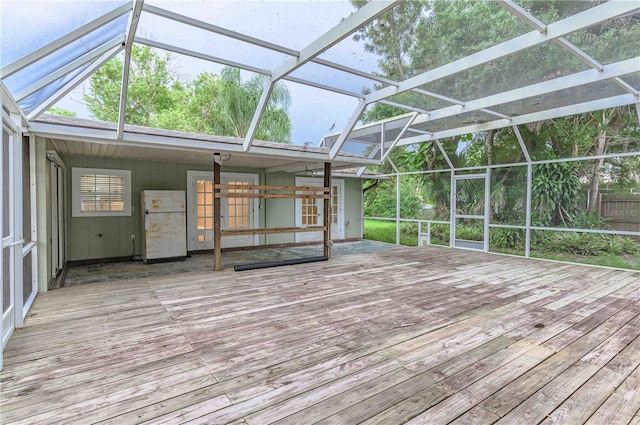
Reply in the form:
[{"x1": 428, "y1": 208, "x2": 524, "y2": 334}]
[
  {"x1": 187, "y1": 171, "x2": 258, "y2": 251},
  {"x1": 295, "y1": 177, "x2": 324, "y2": 243},
  {"x1": 221, "y1": 177, "x2": 257, "y2": 248},
  {"x1": 330, "y1": 179, "x2": 344, "y2": 239}
]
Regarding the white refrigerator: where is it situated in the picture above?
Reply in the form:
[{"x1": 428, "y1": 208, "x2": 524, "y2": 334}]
[{"x1": 141, "y1": 190, "x2": 187, "y2": 263}]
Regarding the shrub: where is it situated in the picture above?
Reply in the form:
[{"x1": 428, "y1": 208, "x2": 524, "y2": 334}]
[
  {"x1": 535, "y1": 231, "x2": 639, "y2": 256},
  {"x1": 572, "y1": 210, "x2": 611, "y2": 230},
  {"x1": 490, "y1": 228, "x2": 525, "y2": 249},
  {"x1": 430, "y1": 223, "x2": 450, "y2": 244},
  {"x1": 401, "y1": 222, "x2": 418, "y2": 236},
  {"x1": 455, "y1": 223, "x2": 483, "y2": 241}
]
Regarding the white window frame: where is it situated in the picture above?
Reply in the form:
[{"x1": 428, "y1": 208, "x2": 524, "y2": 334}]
[{"x1": 72, "y1": 167, "x2": 131, "y2": 217}]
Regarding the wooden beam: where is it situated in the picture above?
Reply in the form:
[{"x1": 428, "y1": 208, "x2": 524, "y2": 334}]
[
  {"x1": 215, "y1": 184, "x2": 330, "y2": 192},
  {"x1": 215, "y1": 193, "x2": 329, "y2": 199},
  {"x1": 324, "y1": 162, "x2": 332, "y2": 258},
  {"x1": 213, "y1": 157, "x2": 222, "y2": 271},
  {"x1": 221, "y1": 226, "x2": 326, "y2": 237}
]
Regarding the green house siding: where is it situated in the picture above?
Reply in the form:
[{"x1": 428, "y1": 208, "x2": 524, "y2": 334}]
[
  {"x1": 265, "y1": 172, "x2": 296, "y2": 245},
  {"x1": 344, "y1": 177, "x2": 363, "y2": 239},
  {"x1": 61, "y1": 155, "x2": 363, "y2": 261},
  {"x1": 63, "y1": 155, "x2": 207, "y2": 261}
]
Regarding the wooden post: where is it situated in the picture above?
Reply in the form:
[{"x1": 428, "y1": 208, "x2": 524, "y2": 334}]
[
  {"x1": 324, "y1": 162, "x2": 331, "y2": 258},
  {"x1": 213, "y1": 156, "x2": 222, "y2": 271}
]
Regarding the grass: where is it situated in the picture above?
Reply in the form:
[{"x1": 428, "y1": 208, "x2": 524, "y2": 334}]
[
  {"x1": 363, "y1": 219, "x2": 418, "y2": 246},
  {"x1": 364, "y1": 218, "x2": 640, "y2": 271},
  {"x1": 529, "y1": 252, "x2": 640, "y2": 271}
]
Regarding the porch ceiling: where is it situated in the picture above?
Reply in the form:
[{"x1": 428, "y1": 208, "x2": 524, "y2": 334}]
[{"x1": 31, "y1": 114, "x2": 376, "y2": 173}]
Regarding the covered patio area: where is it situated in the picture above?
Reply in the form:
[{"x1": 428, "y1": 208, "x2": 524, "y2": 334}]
[
  {"x1": 2, "y1": 245, "x2": 640, "y2": 424},
  {"x1": 60, "y1": 240, "x2": 399, "y2": 287}
]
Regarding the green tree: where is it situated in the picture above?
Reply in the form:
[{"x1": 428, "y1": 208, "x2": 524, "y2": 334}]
[
  {"x1": 85, "y1": 50, "x2": 293, "y2": 143},
  {"x1": 364, "y1": 174, "x2": 425, "y2": 218},
  {"x1": 84, "y1": 45, "x2": 176, "y2": 126}
]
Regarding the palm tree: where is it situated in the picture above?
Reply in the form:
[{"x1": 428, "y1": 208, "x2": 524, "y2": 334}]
[{"x1": 216, "y1": 67, "x2": 292, "y2": 143}]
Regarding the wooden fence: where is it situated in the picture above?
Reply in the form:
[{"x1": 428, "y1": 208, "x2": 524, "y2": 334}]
[{"x1": 598, "y1": 194, "x2": 640, "y2": 241}]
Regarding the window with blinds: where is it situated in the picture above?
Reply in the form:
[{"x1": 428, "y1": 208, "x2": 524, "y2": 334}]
[{"x1": 72, "y1": 168, "x2": 131, "y2": 217}]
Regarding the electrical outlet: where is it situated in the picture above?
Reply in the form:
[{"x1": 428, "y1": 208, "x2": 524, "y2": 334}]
[{"x1": 130, "y1": 234, "x2": 135, "y2": 241}]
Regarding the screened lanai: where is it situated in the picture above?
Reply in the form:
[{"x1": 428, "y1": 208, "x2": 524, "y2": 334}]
[
  {"x1": 3, "y1": 1, "x2": 640, "y2": 421},
  {"x1": 2, "y1": 0, "x2": 639, "y2": 155}
]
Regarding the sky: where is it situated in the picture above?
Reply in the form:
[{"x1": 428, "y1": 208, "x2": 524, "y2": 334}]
[{"x1": 2, "y1": 0, "x2": 385, "y2": 146}]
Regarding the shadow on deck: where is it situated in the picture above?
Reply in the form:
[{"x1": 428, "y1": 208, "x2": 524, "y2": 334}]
[{"x1": 61, "y1": 239, "x2": 400, "y2": 287}]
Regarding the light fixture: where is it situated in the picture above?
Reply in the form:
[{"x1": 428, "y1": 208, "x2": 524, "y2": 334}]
[
  {"x1": 214, "y1": 153, "x2": 231, "y2": 164},
  {"x1": 46, "y1": 150, "x2": 66, "y2": 168},
  {"x1": 303, "y1": 165, "x2": 318, "y2": 176}
]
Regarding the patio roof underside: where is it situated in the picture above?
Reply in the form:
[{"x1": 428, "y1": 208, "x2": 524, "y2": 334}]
[{"x1": 2, "y1": 0, "x2": 640, "y2": 168}]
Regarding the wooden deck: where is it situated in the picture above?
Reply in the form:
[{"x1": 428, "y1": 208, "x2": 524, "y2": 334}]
[{"x1": 2, "y1": 246, "x2": 640, "y2": 424}]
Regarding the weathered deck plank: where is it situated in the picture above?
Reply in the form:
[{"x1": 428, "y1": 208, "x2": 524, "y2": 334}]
[{"x1": 1, "y1": 246, "x2": 639, "y2": 424}]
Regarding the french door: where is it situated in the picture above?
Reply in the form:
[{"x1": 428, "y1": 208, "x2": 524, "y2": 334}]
[
  {"x1": 295, "y1": 177, "x2": 344, "y2": 242},
  {"x1": 329, "y1": 179, "x2": 344, "y2": 240},
  {"x1": 186, "y1": 171, "x2": 258, "y2": 251},
  {"x1": 2, "y1": 124, "x2": 16, "y2": 351}
]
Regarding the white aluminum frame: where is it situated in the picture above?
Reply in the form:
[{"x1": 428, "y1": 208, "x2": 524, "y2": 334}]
[
  {"x1": 243, "y1": 0, "x2": 399, "y2": 152},
  {"x1": 27, "y1": 45, "x2": 124, "y2": 120},
  {"x1": 396, "y1": 93, "x2": 638, "y2": 147},
  {"x1": 365, "y1": 2, "x2": 639, "y2": 105},
  {"x1": 14, "y1": 36, "x2": 125, "y2": 102},
  {"x1": 116, "y1": 0, "x2": 145, "y2": 140},
  {"x1": 0, "y1": 2, "x2": 132, "y2": 78},
  {"x1": 327, "y1": 1, "x2": 640, "y2": 160},
  {"x1": 375, "y1": 136, "x2": 640, "y2": 258},
  {"x1": 2, "y1": 0, "x2": 637, "y2": 169}
]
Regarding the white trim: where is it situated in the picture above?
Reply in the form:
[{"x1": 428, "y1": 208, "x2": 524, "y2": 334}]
[
  {"x1": 273, "y1": 1, "x2": 398, "y2": 81},
  {"x1": 27, "y1": 120, "x2": 379, "y2": 166},
  {"x1": 329, "y1": 100, "x2": 367, "y2": 159},
  {"x1": 71, "y1": 167, "x2": 132, "y2": 217},
  {"x1": 1, "y1": 122, "x2": 16, "y2": 358},
  {"x1": 135, "y1": 37, "x2": 365, "y2": 100},
  {"x1": 452, "y1": 173, "x2": 488, "y2": 252},
  {"x1": 117, "y1": 0, "x2": 145, "y2": 140},
  {"x1": 412, "y1": 57, "x2": 639, "y2": 129},
  {"x1": 243, "y1": 79, "x2": 275, "y2": 152},
  {"x1": 396, "y1": 93, "x2": 638, "y2": 147},
  {"x1": 2, "y1": 83, "x2": 28, "y2": 126}
]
